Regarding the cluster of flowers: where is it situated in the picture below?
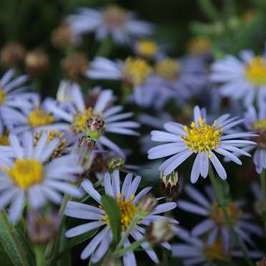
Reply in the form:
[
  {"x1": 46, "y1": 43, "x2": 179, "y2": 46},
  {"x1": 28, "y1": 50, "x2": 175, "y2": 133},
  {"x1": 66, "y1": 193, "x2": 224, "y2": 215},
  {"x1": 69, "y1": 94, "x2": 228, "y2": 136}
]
[{"x1": 0, "y1": 3, "x2": 266, "y2": 266}]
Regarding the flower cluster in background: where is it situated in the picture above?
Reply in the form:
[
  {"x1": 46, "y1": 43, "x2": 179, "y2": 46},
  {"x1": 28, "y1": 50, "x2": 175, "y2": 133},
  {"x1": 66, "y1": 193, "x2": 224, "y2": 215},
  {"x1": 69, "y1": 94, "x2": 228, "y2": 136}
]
[{"x1": 0, "y1": 0, "x2": 266, "y2": 266}]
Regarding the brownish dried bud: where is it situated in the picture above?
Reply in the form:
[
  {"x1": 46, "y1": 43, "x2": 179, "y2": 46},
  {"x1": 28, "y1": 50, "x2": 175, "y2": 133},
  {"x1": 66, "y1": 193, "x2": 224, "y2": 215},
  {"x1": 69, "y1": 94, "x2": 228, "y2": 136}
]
[
  {"x1": 0, "y1": 42, "x2": 26, "y2": 67},
  {"x1": 257, "y1": 257, "x2": 266, "y2": 266},
  {"x1": 160, "y1": 171, "x2": 181, "y2": 200},
  {"x1": 147, "y1": 219, "x2": 174, "y2": 244},
  {"x1": 138, "y1": 194, "x2": 157, "y2": 213},
  {"x1": 61, "y1": 52, "x2": 88, "y2": 81},
  {"x1": 27, "y1": 211, "x2": 60, "y2": 245},
  {"x1": 108, "y1": 157, "x2": 125, "y2": 172},
  {"x1": 25, "y1": 49, "x2": 49, "y2": 76},
  {"x1": 51, "y1": 23, "x2": 76, "y2": 49}
]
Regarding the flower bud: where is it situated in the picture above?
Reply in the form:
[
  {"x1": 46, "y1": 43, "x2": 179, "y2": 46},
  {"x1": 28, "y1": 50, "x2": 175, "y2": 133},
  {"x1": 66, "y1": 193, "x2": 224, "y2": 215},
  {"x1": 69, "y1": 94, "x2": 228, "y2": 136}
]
[
  {"x1": 51, "y1": 23, "x2": 77, "y2": 49},
  {"x1": 61, "y1": 52, "x2": 88, "y2": 81},
  {"x1": 160, "y1": 171, "x2": 180, "y2": 200},
  {"x1": 138, "y1": 194, "x2": 157, "y2": 214},
  {"x1": 27, "y1": 211, "x2": 60, "y2": 245},
  {"x1": 147, "y1": 218, "x2": 174, "y2": 244},
  {"x1": 108, "y1": 158, "x2": 125, "y2": 172},
  {"x1": 25, "y1": 49, "x2": 49, "y2": 76},
  {"x1": 0, "y1": 42, "x2": 26, "y2": 67}
]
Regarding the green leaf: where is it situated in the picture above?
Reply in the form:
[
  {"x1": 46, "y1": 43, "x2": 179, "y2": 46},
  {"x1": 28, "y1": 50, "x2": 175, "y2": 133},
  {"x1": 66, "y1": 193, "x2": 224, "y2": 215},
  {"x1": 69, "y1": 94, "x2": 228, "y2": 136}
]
[
  {"x1": 0, "y1": 211, "x2": 35, "y2": 266},
  {"x1": 101, "y1": 194, "x2": 121, "y2": 245}
]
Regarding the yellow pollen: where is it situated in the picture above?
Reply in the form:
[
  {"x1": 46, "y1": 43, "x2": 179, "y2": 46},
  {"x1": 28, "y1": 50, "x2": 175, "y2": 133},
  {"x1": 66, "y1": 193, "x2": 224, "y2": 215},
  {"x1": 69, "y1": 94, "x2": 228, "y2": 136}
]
[
  {"x1": 210, "y1": 202, "x2": 241, "y2": 226},
  {"x1": 203, "y1": 240, "x2": 226, "y2": 262},
  {"x1": 0, "y1": 88, "x2": 6, "y2": 105},
  {"x1": 71, "y1": 108, "x2": 93, "y2": 134},
  {"x1": 28, "y1": 109, "x2": 54, "y2": 128},
  {"x1": 187, "y1": 36, "x2": 211, "y2": 55},
  {"x1": 104, "y1": 196, "x2": 137, "y2": 231},
  {"x1": 9, "y1": 159, "x2": 44, "y2": 189},
  {"x1": 245, "y1": 57, "x2": 266, "y2": 86},
  {"x1": 34, "y1": 130, "x2": 66, "y2": 158},
  {"x1": 182, "y1": 118, "x2": 221, "y2": 153},
  {"x1": 155, "y1": 58, "x2": 180, "y2": 80},
  {"x1": 253, "y1": 119, "x2": 266, "y2": 131},
  {"x1": 122, "y1": 57, "x2": 152, "y2": 86},
  {"x1": 0, "y1": 133, "x2": 9, "y2": 145},
  {"x1": 103, "y1": 5, "x2": 127, "y2": 28},
  {"x1": 136, "y1": 40, "x2": 158, "y2": 58}
]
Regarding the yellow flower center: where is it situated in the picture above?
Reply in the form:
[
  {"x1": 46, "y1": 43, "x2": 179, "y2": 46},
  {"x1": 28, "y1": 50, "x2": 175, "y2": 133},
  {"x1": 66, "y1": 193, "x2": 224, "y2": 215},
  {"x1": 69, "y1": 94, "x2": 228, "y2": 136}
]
[
  {"x1": 117, "y1": 196, "x2": 137, "y2": 231},
  {"x1": 103, "y1": 5, "x2": 127, "y2": 28},
  {"x1": 187, "y1": 36, "x2": 211, "y2": 55},
  {"x1": 104, "y1": 196, "x2": 137, "y2": 231},
  {"x1": 122, "y1": 58, "x2": 152, "y2": 86},
  {"x1": 0, "y1": 88, "x2": 6, "y2": 105},
  {"x1": 204, "y1": 240, "x2": 226, "y2": 262},
  {"x1": 71, "y1": 108, "x2": 93, "y2": 134},
  {"x1": 9, "y1": 159, "x2": 44, "y2": 189},
  {"x1": 182, "y1": 118, "x2": 221, "y2": 153},
  {"x1": 155, "y1": 58, "x2": 180, "y2": 80},
  {"x1": 28, "y1": 109, "x2": 54, "y2": 128},
  {"x1": 253, "y1": 119, "x2": 266, "y2": 131},
  {"x1": 210, "y1": 202, "x2": 241, "y2": 226},
  {"x1": 245, "y1": 57, "x2": 266, "y2": 86},
  {"x1": 34, "y1": 130, "x2": 66, "y2": 158},
  {"x1": 0, "y1": 133, "x2": 9, "y2": 145},
  {"x1": 136, "y1": 40, "x2": 158, "y2": 58}
]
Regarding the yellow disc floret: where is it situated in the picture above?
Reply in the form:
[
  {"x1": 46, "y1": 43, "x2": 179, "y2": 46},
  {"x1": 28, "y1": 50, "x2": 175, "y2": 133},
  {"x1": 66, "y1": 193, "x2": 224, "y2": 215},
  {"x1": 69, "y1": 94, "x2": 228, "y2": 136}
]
[
  {"x1": 28, "y1": 109, "x2": 54, "y2": 128},
  {"x1": 155, "y1": 58, "x2": 180, "y2": 81},
  {"x1": 136, "y1": 40, "x2": 158, "y2": 58},
  {"x1": 9, "y1": 159, "x2": 44, "y2": 189},
  {"x1": 103, "y1": 195, "x2": 137, "y2": 231},
  {"x1": 253, "y1": 119, "x2": 266, "y2": 131},
  {"x1": 210, "y1": 202, "x2": 241, "y2": 226},
  {"x1": 71, "y1": 108, "x2": 93, "y2": 134},
  {"x1": 122, "y1": 57, "x2": 152, "y2": 86},
  {"x1": 0, "y1": 88, "x2": 6, "y2": 105},
  {"x1": 0, "y1": 133, "x2": 9, "y2": 145},
  {"x1": 203, "y1": 240, "x2": 226, "y2": 262},
  {"x1": 182, "y1": 118, "x2": 221, "y2": 153},
  {"x1": 245, "y1": 57, "x2": 266, "y2": 86}
]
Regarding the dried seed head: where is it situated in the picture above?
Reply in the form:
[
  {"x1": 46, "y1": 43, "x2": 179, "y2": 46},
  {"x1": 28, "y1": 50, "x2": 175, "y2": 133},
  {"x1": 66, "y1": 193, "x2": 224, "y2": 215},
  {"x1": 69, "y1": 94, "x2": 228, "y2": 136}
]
[
  {"x1": 25, "y1": 49, "x2": 49, "y2": 76},
  {"x1": 0, "y1": 42, "x2": 26, "y2": 67}
]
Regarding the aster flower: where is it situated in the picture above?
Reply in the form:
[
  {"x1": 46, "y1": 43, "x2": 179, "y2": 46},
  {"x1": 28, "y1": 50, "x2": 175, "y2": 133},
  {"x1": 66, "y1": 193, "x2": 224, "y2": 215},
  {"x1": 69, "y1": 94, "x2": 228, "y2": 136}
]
[
  {"x1": 0, "y1": 132, "x2": 83, "y2": 223},
  {"x1": 0, "y1": 69, "x2": 34, "y2": 130},
  {"x1": 178, "y1": 185, "x2": 262, "y2": 249},
  {"x1": 67, "y1": 5, "x2": 153, "y2": 44},
  {"x1": 210, "y1": 50, "x2": 266, "y2": 108},
  {"x1": 13, "y1": 93, "x2": 69, "y2": 135},
  {"x1": 244, "y1": 106, "x2": 266, "y2": 173},
  {"x1": 64, "y1": 170, "x2": 177, "y2": 265},
  {"x1": 172, "y1": 227, "x2": 262, "y2": 266},
  {"x1": 148, "y1": 106, "x2": 255, "y2": 182},
  {"x1": 46, "y1": 83, "x2": 139, "y2": 156}
]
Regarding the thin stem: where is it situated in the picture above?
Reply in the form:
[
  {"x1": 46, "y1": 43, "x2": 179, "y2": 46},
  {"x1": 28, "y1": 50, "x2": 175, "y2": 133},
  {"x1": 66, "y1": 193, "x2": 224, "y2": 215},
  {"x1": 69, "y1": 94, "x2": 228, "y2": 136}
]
[
  {"x1": 209, "y1": 167, "x2": 254, "y2": 266},
  {"x1": 198, "y1": 0, "x2": 220, "y2": 21},
  {"x1": 34, "y1": 245, "x2": 46, "y2": 266}
]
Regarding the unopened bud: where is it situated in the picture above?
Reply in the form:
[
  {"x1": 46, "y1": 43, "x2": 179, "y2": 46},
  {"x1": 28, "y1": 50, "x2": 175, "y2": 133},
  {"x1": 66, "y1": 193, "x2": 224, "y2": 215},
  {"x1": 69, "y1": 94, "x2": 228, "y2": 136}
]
[
  {"x1": 25, "y1": 49, "x2": 49, "y2": 76},
  {"x1": 79, "y1": 135, "x2": 96, "y2": 150},
  {"x1": 147, "y1": 218, "x2": 174, "y2": 244},
  {"x1": 61, "y1": 52, "x2": 88, "y2": 81},
  {"x1": 161, "y1": 171, "x2": 180, "y2": 200},
  {"x1": 108, "y1": 158, "x2": 125, "y2": 172},
  {"x1": 139, "y1": 194, "x2": 157, "y2": 214},
  {"x1": 27, "y1": 211, "x2": 60, "y2": 245},
  {"x1": 0, "y1": 42, "x2": 26, "y2": 67},
  {"x1": 51, "y1": 23, "x2": 77, "y2": 49}
]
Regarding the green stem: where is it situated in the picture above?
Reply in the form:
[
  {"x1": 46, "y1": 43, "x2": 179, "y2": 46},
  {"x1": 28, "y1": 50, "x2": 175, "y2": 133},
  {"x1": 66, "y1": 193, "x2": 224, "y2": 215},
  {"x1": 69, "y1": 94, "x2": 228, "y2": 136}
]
[
  {"x1": 34, "y1": 245, "x2": 46, "y2": 266},
  {"x1": 96, "y1": 36, "x2": 113, "y2": 57},
  {"x1": 198, "y1": 0, "x2": 220, "y2": 21},
  {"x1": 209, "y1": 167, "x2": 254, "y2": 266}
]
